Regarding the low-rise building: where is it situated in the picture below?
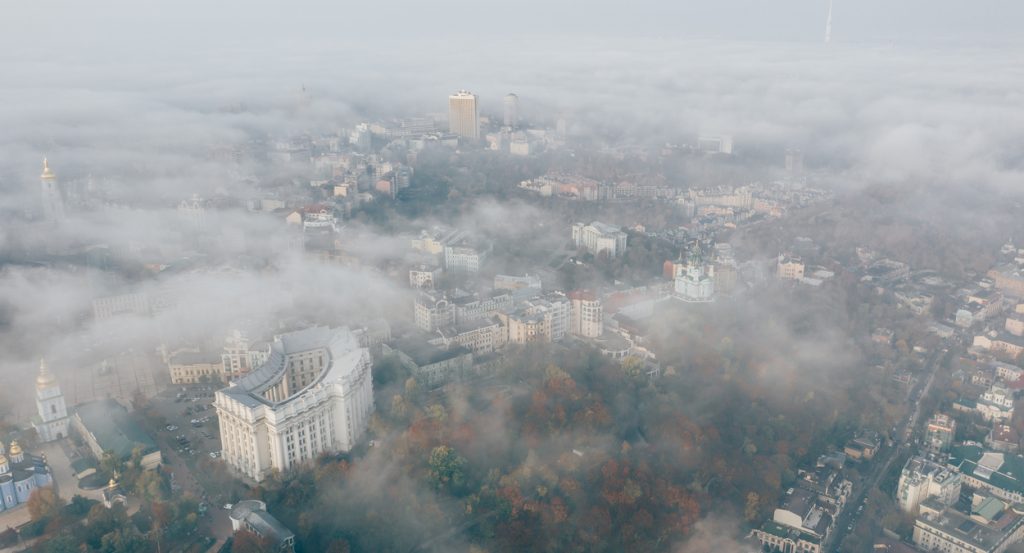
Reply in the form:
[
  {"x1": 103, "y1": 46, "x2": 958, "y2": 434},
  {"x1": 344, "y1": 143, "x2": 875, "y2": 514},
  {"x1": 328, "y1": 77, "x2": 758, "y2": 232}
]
[
  {"x1": 222, "y1": 330, "x2": 271, "y2": 381},
  {"x1": 229, "y1": 500, "x2": 295, "y2": 553},
  {"x1": 414, "y1": 291, "x2": 455, "y2": 332},
  {"x1": 72, "y1": 399, "x2": 162, "y2": 470},
  {"x1": 494, "y1": 274, "x2": 542, "y2": 294},
  {"x1": 383, "y1": 338, "x2": 473, "y2": 388},
  {"x1": 571, "y1": 221, "x2": 627, "y2": 258},
  {"x1": 977, "y1": 384, "x2": 1015, "y2": 422},
  {"x1": 974, "y1": 332, "x2": 1024, "y2": 360},
  {"x1": 844, "y1": 431, "x2": 881, "y2": 461},
  {"x1": 500, "y1": 293, "x2": 571, "y2": 344},
  {"x1": 444, "y1": 236, "x2": 491, "y2": 273},
  {"x1": 987, "y1": 425, "x2": 1021, "y2": 454},
  {"x1": 913, "y1": 496, "x2": 1024, "y2": 553},
  {"x1": 751, "y1": 487, "x2": 834, "y2": 553},
  {"x1": 926, "y1": 413, "x2": 957, "y2": 453},
  {"x1": 950, "y1": 446, "x2": 1024, "y2": 504},
  {"x1": 409, "y1": 264, "x2": 442, "y2": 289},
  {"x1": 431, "y1": 318, "x2": 506, "y2": 355},
  {"x1": 777, "y1": 254, "x2": 806, "y2": 281},
  {"x1": 168, "y1": 351, "x2": 224, "y2": 384},
  {"x1": 569, "y1": 290, "x2": 603, "y2": 338}
]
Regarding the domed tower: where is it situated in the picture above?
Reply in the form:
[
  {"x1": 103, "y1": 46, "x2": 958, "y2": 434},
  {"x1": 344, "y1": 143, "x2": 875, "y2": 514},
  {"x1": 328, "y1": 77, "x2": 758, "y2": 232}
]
[
  {"x1": 40, "y1": 158, "x2": 66, "y2": 223},
  {"x1": 33, "y1": 358, "x2": 70, "y2": 442},
  {"x1": 8, "y1": 442, "x2": 23, "y2": 465}
]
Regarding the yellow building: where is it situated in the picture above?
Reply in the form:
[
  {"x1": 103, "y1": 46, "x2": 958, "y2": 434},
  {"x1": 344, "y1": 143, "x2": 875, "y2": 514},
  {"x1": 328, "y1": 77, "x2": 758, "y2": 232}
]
[{"x1": 168, "y1": 352, "x2": 225, "y2": 384}]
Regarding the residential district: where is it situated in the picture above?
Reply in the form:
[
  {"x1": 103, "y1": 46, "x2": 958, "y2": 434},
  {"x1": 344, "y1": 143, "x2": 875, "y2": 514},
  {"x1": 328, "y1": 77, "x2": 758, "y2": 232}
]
[{"x1": 6, "y1": 89, "x2": 1024, "y2": 553}]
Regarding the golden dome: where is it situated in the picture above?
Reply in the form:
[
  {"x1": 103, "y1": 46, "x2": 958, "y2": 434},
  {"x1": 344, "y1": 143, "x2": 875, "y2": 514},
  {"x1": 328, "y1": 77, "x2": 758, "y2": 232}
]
[
  {"x1": 9, "y1": 442, "x2": 21, "y2": 456},
  {"x1": 36, "y1": 358, "x2": 57, "y2": 389},
  {"x1": 0, "y1": 455, "x2": 7, "y2": 466},
  {"x1": 41, "y1": 158, "x2": 56, "y2": 180},
  {"x1": 108, "y1": 478, "x2": 117, "y2": 489}
]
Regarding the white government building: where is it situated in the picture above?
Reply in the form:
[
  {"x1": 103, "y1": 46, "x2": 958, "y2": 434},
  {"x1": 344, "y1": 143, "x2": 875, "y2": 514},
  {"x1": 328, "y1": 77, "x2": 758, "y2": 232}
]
[{"x1": 215, "y1": 327, "x2": 374, "y2": 482}]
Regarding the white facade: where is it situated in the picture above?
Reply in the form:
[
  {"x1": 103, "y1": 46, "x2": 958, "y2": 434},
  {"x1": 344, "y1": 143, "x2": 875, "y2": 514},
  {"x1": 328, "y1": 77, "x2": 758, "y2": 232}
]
[
  {"x1": 215, "y1": 327, "x2": 374, "y2": 482},
  {"x1": 222, "y1": 330, "x2": 271, "y2": 380},
  {"x1": 675, "y1": 262, "x2": 716, "y2": 302},
  {"x1": 444, "y1": 244, "x2": 485, "y2": 273},
  {"x1": 448, "y1": 90, "x2": 480, "y2": 139},
  {"x1": 570, "y1": 292, "x2": 603, "y2": 338},
  {"x1": 571, "y1": 221, "x2": 627, "y2": 258},
  {"x1": 40, "y1": 158, "x2": 65, "y2": 223},
  {"x1": 978, "y1": 384, "x2": 1015, "y2": 422},
  {"x1": 33, "y1": 359, "x2": 69, "y2": 443},
  {"x1": 896, "y1": 457, "x2": 962, "y2": 515}
]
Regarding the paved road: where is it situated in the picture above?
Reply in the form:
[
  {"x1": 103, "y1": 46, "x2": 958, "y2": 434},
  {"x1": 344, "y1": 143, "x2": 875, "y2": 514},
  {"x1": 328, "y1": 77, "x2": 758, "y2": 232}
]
[{"x1": 827, "y1": 345, "x2": 950, "y2": 551}]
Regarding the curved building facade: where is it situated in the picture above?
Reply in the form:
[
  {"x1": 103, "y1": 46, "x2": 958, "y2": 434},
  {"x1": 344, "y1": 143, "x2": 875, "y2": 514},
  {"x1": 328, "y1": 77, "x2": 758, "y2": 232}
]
[{"x1": 215, "y1": 327, "x2": 374, "y2": 482}]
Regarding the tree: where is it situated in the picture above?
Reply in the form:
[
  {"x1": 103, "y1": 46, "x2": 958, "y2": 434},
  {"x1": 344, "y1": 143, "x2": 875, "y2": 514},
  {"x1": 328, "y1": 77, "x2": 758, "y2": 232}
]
[
  {"x1": 428, "y1": 445, "x2": 468, "y2": 493},
  {"x1": 232, "y1": 529, "x2": 276, "y2": 553},
  {"x1": 28, "y1": 487, "x2": 61, "y2": 522},
  {"x1": 99, "y1": 527, "x2": 148, "y2": 553},
  {"x1": 67, "y1": 494, "x2": 95, "y2": 517}
]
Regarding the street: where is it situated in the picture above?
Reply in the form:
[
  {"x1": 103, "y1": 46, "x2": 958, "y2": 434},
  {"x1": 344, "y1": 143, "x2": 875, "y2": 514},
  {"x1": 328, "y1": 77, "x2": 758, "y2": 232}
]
[{"x1": 827, "y1": 344, "x2": 950, "y2": 551}]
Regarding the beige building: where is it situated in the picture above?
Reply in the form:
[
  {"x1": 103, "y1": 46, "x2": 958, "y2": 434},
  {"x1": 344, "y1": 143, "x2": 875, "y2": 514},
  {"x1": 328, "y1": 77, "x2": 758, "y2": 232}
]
[
  {"x1": 988, "y1": 265, "x2": 1024, "y2": 298},
  {"x1": 168, "y1": 352, "x2": 225, "y2": 384},
  {"x1": 448, "y1": 90, "x2": 480, "y2": 140},
  {"x1": 572, "y1": 221, "x2": 628, "y2": 258},
  {"x1": 222, "y1": 330, "x2": 272, "y2": 381},
  {"x1": 896, "y1": 456, "x2": 961, "y2": 515},
  {"x1": 215, "y1": 327, "x2": 374, "y2": 482},
  {"x1": 914, "y1": 496, "x2": 1024, "y2": 553},
  {"x1": 500, "y1": 293, "x2": 571, "y2": 344},
  {"x1": 569, "y1": 290, "x2": 603, "y2": 338},
  {"x1": 432, "y1": 318, "x2": 506, "y2": 355},
  {"x1": 777, "y1": 254, "x2": 806, "y2": 280}
]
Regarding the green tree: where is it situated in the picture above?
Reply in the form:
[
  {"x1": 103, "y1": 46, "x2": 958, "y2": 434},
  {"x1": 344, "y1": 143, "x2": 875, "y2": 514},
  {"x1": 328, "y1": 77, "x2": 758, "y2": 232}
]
[{"x1": 428, "y1": 445, "x2": 468, "y2": 493}]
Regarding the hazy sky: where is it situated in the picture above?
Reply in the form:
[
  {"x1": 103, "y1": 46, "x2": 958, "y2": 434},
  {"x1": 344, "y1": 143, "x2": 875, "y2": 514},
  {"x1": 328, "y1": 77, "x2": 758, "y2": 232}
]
[{"x1": 4, "y1": 0, "x2": 1023, "y2": 59}]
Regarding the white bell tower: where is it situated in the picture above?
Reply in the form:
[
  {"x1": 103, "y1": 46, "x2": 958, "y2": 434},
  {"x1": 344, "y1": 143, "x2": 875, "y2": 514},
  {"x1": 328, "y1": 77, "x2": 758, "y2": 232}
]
[{"x1": 33, "y1": 358, "x2": 69, "y2": 442}]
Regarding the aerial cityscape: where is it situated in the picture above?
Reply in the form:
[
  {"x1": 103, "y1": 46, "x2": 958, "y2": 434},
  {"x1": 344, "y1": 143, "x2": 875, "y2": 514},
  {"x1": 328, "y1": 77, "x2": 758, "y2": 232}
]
[{"x1": 2, "y1": 2, "x2": 1024, "y2": 552}]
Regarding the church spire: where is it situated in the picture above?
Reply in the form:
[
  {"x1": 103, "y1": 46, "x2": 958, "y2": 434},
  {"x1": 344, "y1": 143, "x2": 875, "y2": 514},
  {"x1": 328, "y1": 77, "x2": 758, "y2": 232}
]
[
  {"x1": 41, "y1": 158, "x2": 56, "y2": 180},
  {"x1": 37, "y1": 357, "x2": 57, "y2": 389}
]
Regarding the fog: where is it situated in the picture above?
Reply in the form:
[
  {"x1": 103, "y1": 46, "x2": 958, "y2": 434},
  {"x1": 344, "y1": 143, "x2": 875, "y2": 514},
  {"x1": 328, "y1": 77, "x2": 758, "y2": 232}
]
[{"x1": 3, "y1": 2, "x2": 1023, "y2": 551}]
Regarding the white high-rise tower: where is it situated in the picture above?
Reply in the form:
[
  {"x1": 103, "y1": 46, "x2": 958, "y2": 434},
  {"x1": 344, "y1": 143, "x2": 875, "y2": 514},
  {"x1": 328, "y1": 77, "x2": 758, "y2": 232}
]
[
  {"x1": 40, "y1": 158, "x2": 66, "y2": 223},
  {"x1": 825, "y1": 0, "x2": 833, "y2": 44},
  {"x1": 448, "y1": 90, "x2": 480, "y2": 140},
  {"x1": 33, "y1": 359, "x2": 70, "y2": 442}
]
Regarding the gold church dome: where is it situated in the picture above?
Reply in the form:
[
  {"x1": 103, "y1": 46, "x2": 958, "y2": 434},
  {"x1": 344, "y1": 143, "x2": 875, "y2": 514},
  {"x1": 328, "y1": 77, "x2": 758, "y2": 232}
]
[
  {"x1": 0, "y1": 454, "x2": 7, "y2": 466},
  {"x1": 8, "y1": 442, "x2": 21, "y2": 456},
  {"x1": 40, "y1": 158, "x2": 56, "y2": 180},
  {"x1": 36, "y1": 358, "x2": 57, "y2": 389}
]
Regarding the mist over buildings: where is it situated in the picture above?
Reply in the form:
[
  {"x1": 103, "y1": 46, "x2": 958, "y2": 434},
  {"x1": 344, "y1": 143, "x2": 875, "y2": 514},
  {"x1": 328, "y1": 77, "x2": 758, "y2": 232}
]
[{"x1": 2, "y1": 2, "x2": 1024, "y2": 551}]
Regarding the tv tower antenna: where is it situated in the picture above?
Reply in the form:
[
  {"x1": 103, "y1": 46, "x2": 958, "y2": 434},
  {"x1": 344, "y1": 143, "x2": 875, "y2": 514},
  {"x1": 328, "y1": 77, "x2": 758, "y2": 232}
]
[{"x1": 824, "y1": 0, "x2": 833, "y2": 44}]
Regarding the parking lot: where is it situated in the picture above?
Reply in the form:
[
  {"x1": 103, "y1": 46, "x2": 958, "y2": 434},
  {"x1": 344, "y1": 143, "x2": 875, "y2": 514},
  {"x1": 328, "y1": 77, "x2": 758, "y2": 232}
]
[{"x1": 149, "y1": 385, "x2": 222, "y2": 462}]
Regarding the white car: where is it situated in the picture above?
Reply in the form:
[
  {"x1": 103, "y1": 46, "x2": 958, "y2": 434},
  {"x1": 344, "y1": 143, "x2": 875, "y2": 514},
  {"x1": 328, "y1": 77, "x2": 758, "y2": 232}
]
[{"x1": 223, "y1": 503, "x2": 233, "y2": 510}]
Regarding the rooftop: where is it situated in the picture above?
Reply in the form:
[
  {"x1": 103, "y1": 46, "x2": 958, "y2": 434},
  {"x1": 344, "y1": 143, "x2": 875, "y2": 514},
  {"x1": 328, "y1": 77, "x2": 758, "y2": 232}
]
[
  {"x1": 916, "y1": 497, "x2": 1024, "y2": 551},
  {"x1": 74, "y1": 399, "x2": 159, "y2": 459},
  {"x1": 230, "y1": 500, "x2": 294, "y2": 546},
  {"x1": 950, "y1": 445, "x2": 1024, "y2": 495}
]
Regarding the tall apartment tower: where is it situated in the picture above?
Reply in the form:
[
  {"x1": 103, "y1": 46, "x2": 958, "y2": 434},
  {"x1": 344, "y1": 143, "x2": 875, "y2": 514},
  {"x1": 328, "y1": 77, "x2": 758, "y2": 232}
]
[
  {"x1": 448, "y1": 90, "x2": 480, "y2": 140},
  {"x1": 503, "y1": 93, "x2": 519, "y2": 128},
  {"x1": 40, "y1": 158, "x2": 66, "y2": 223}
]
